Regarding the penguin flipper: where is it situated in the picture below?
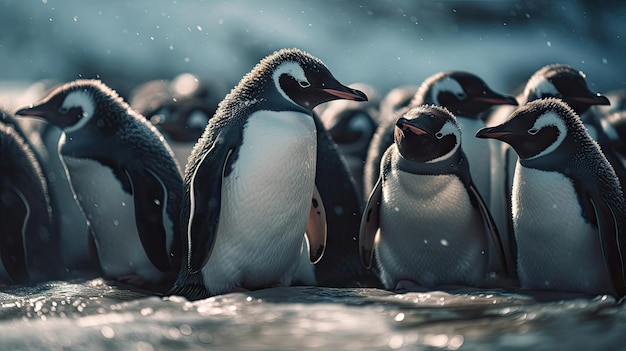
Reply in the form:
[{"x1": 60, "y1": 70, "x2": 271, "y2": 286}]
[
  {"x1": 124, "y1": 167, "x2": 171, "y2": 273},
  {"x1": 468, "y1": 183, "x2": 510, "y2": 278},
  {"x1": 0, "y1": 187, "x2": 30, "y2": 283},
  {"x1": 359, "y1": 176, "x2": 383, "y2": 269},
  {"x1": 305, "y1": 185, "x2": 327, "y2": 264},
  {"x1": 589, "y1": 197, "x2": 626, "y2": 297},
  {"x1": 187, "y1": 138, "x2": 236, "y2": 273}
]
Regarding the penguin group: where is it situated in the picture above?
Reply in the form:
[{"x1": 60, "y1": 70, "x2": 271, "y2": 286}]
[{"x1": 2, "y1": 48, "x2": 625, "y2": 300}]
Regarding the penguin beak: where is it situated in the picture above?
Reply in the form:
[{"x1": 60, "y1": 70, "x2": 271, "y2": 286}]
[
  {"x1": 568, "y1": 93, "x2": 611, "y2": 106},
  {"x1": 322, "y1": 87, "x2": 368, "y2": 102},
  {"x1": 15, "y1": 100, "x2": 57, "y2": 120},
  {"x1": 396, "y1": 118, "x2": 427, "y2": 135},
  {"x1": 475, "y1": 125, "x2": 512, "y2": 140},
  {"x1": 474, "y1": 94, "x2": 518, "y2": 106}
]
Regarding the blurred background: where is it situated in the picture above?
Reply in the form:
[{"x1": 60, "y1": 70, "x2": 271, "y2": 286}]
[{"x1": 0, "y1": 0, "x2": 624, "y2": 108}]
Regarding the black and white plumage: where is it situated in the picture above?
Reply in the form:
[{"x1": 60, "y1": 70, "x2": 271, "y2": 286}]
[
  {"x1": 360, "y1": 105, "x2": 507, "y2": 291},
  {"x1": 364, "y1": 71, "x2": 517, "y2": 199},
  {"x1": 477, "y1": 98, "x2": 626, "y2": 297},
  {"x1": 319, "y1": 83, "x2": 380, "y2": 201},
  {"x1": 0, "y1": 117, "x2": 60, "y2": 285},
  {"x1": 170, "y1": 48, "x2": 368, "y2": 298},
  {"x1": 488, "y1": 64, "x2": 614, "y2": 277},
  {"x1": 16, "y1": 80, "x2": 183, "y2": 285}
]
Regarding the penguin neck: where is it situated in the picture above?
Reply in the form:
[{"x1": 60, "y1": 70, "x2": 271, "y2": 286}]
[{"x1": 394, "y1": 146, "x2": 468, "y2": 177}]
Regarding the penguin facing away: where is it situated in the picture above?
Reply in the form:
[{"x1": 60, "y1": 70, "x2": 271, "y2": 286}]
[
  {"x1": 360, "y1": 105, "x2": 508, "y2": 291},
  {"x1": 0, "y1": 120, "x2": 60, "y2": 284},
  {"x1": 170, "y1": 48, "x2": 367, "y2": 298},
  {"x1": 16, "y1": 79, "x2": 183, "y2": 286},
  {"x1": 477, "y1": 98, "x2": 626, "y2": 297}
]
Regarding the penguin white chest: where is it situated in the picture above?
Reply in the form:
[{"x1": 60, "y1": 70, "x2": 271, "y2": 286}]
[
  {"x1": 512, "y1": 164, "x2": 612, "y2": 294},
  {"x1": 61, "y1": 156, "x2": 164, "y2": 282},
  {"x1": 202, "y1": 110, "x2": 317, "y2": 293},
  {"x1": 376, "y1": 165, "x2": 487, "y2": 289}
]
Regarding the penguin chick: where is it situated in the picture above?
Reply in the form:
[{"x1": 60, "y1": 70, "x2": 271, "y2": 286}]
[
  {"x1": 170, "y1": 48, "x2": 367, "y2": 298},
  {"x1": 360, "y1": 105, "x2": 507, "y2": 291},
  {"x1": 16, "y1": 79, "x2": 183, "y2": 286},
  {"x1": 477, "y1": 98, "x2": 626, "y2": 297}
]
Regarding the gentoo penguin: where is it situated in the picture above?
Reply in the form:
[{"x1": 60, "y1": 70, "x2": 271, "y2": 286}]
[
  {"x1": 477, "y1": 98, "x2": 626, "y2": 297},
  {"x1": 0, "y1": 120, "x2": 60, "y2": 284},
  {"x1": 360, "y1": 105, "x2": 508, "y2": 291},
  {"x1": 168, "y1": 48, "x2": 367, "y2": 298},
  {"x1": 16, "y1": 79, "x2": 183, "y2": 285},
  {"x1": 363, "y1": 71, "x2": 517, "y2": 199},
  {"x1": 319, "y1": 83, "x2": 380, "y2": 201},
  {"x1": 488, "y1": 64, "x2": 613, "y2": 275}
]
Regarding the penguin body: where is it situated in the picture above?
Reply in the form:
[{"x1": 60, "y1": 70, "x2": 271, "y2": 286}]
[
  {"x1": 319, "y1": 83, "x2": 380, "y2": 202},
  {"x1": 360, "y1": 105, "x2": 507, "y2": 291},
  {"x1": 170, "y1": 48, "x2": 367, "y2": 297},
  {"x1": 477, "y1": 98, "x2": 626, "y2": 297},
  {"x1": 488, "y1": 64, "x2": 613, "y2": 276},
  {"x1": 16, "y1": 80, "x2": 183, "y2": 285},
  {"x1": 308, "y1": 113, "x2": 382, "y2": 288},
  {"x1": 0, "y1": 119, "x2": 59, "y2": 284}
]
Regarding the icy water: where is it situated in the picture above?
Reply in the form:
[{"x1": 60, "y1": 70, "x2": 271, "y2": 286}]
[{"x1": 1, "y1": 280, "x2": 625, "y2": 351}]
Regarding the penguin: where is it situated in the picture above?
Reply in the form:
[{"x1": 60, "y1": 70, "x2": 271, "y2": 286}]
[
  {"x1": 488, "y1": 64, "x2": 615, "y2": 268},
  {"x1": 360, "y1": 105, "x2": 508, "y2": 291},
  {"x1": 319, "y1": 83, "x2": 380, "y2": 202},
  {"x1": 168, "y1": 48, "x2": 368, "y2": 298},
  {"x1": 16, "y1": 79, "x2": 183, "y2": 285},
  {"x1": 378, "y1": 85, "x2": 419, "y2": 123},
  {"x1": 309, "y1": 112, "x2": 382, "y2": 288},
  {"x1": 129, "y1": 73, "x2": 224, "y2": 168},
  {"x1": 0, "y1": 119, "x2": 60, "y2": 284},
  {"x1": 363, "y1": 71, "x2": 517, "y2": 199},
  {"x1": 476, "y1": 98, "x2": 626, "y2": 297}
]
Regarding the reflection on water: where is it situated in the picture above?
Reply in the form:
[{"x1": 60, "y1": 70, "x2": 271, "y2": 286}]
[{"x1": 0, "y1": 279, "x2": 624, "y2": 350}]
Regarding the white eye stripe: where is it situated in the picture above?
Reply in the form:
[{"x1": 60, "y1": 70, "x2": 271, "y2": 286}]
[
  {"x1": 62, "y1": 90, "x2": 96, "y2": 134},
  {"x1": 432, "y1": 78, "x2": 465, "y2": 102},
  {"x1": 273, "y1": 61, "x2": 310, "y2": 105},
  {"x1": 427, "y1": 120, "x2": 461, "y2": 163},
  {"x1": 525, "y1": 111, "x2": 567, "y2": 160}
]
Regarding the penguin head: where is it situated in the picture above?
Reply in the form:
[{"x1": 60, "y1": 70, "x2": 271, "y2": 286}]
[
  {"x1": 411, "y1": 71, "x2": 518, "y2": 119},
  {"x1": 522, "y1": 64, "x2": 610, "y2": 115},
  {"x1": 15, "y1": 80, "x2": 122, "y2": 135},
  {"x1": 130, "y1": 74, "x2": 219, "y2": 142},
  {"x1": 241, "y1": 48, "x2": 367, "y2": 111},
  {"x1": 476, "y1": 98, "x2": 586, "y2": 160},
  {"x1": 323, "y1": 108, "x2": 377, "y2": 145},
  {"x1": 393, "y1": 105, "x2": 461, "y2": 163}
]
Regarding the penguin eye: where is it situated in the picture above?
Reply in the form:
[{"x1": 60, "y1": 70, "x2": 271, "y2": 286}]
[
  {"x1": 58, "y1": 107, "x2": 69, "y2": 114},
  {"x1": 435, "y1": 132, "x2": 444, "y2": 139},
  {"x1": 527, "y1": 128, "x2": 539, "y2": 135},
  {"x1": 298, "y1": 80, "x2": 311, "y2": 88}
]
